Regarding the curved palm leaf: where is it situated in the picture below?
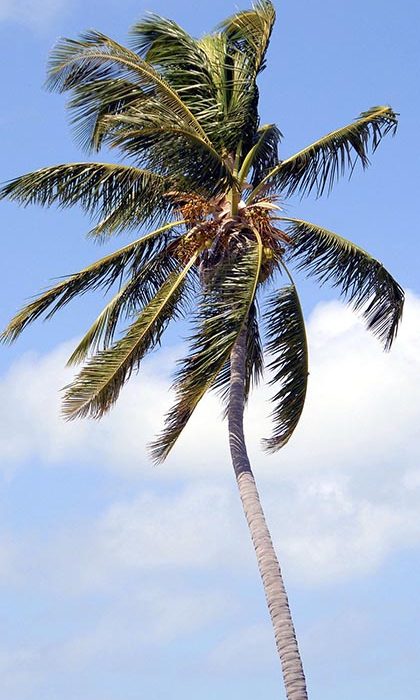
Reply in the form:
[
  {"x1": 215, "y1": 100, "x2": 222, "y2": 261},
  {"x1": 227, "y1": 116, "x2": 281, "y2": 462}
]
[
  {"x1": 211, "y1": 301, "x2": 264, "y2": 409},
  {"x1": 46, "y1": 31, "x2": 211, "y2": 143},
  {"x1": 238, "y1": 123, "x2": 281, "y2": 188},
  {"x1": 1, "y1": 221, "x2": 185, "y2": 343},
  {"x1": 99, "y1": 112, "x2": 232, "y2": 193},
  {"x1": 46, "y1": 32, "x2": 232, "y2": 193},
  {"x1": 263, "y1": 277, "x2": 308, "y2": 452},
  {"x1": 66, "y1": 280, "x2": 134, "y2": 366},
  {"x1": 284, "y1": 217, "x2": 404, "y2": 349},
  {"x1": 129, "y1": 14, "x2": 218, "y2": 128},
  {"x1": 0, "y1": 162, "x2": 170, "y2": 231},
  {"x1": 197, "y1": 33, "x2": 258, "y2": 154},
  {"x1": 63, "y1": 252, "x2": 198, "y2": 419},
  {"x1": 219, "y1": 0, "x2": 276, "y2": 77},
  {"x1": 66, "y1": 250, "x2": 184, "y2": 365},
  {"x1": 67, "y1": 78, "x2": 147, "y2": 152},
  {"x1": 249, "y1": 106, "x2": 398, "y2": 201},
  {"x1": 150, "y1": 233, "x2": 263, "y2": 463}
]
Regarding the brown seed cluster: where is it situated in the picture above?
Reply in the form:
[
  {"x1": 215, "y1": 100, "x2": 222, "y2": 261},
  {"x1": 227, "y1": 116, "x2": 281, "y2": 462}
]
[
  {"x1": 173, "y1": 220, "x2": 219, "y2": 264},
  {"x1": 178, "y1": 194, "x2": 213, "y2": 224},
  {"x1": 169, "y1": 192, "x2": 291, "y2": 279}
]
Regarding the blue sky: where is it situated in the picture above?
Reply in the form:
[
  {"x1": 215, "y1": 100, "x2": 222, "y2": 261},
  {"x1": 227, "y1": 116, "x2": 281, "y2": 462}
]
[{"x1": 0, "y1": 1, "x2": 419, "y2": 699}]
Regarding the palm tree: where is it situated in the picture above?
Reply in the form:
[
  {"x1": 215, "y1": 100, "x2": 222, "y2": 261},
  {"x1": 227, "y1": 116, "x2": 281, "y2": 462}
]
[{"x1": 1, "y1": 2, "x2": 403, "y2": 698}]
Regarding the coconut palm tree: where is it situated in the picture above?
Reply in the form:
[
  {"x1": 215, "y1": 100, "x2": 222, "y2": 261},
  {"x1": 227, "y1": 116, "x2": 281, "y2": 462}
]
[{"x1": 1, "y1": 2, "x2": 403, "y2": 698}]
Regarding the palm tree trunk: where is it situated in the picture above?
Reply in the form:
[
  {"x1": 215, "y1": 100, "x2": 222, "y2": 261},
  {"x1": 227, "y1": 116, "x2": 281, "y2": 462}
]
[{"x1": 228, "y1": 326, "x2": 308, "y2": 700}]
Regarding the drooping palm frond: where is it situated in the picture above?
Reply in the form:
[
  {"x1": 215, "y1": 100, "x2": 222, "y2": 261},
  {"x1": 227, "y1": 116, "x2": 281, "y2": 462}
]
[
  {"x1": 262, "y1": 279, "x2": 308, "y2": 452},
  {"x1": 284, "y1": 217, "x2": 404, "y2": 349},
  {"x1": 238, "y1": 123, "x2": 281, "y2": 188},
  {"x1": 219, "y1": 0, "x2": 276, "y2": 76},
  {"x1": 129, "y1": 14, "x2": 219, "y2": 128},
  {"x1": 244, "y1": 301, "x2": 264, "y2": 397},
  {"x1": 47, "y1": 31, "x2": 211, "y2": 143},
  {"x1": 249, "y1": 106, "x2": 398, "y2": 201},
  {"x1": 66, "y1": 78, "x2": 147, "y2": 152},
  {"x1": 46, "y1": 32, "x2": 232, "y2": 194},
  {"x1": 63, "y1": 253, "x2": 198, "y2": 419},
  {"x1": 150, "y1": 233, "x2": 263, "y2": 463},
  {"x1": 66, "y1": 249, "x2": 184, "y2": 365},
  {"x1": 0, "y1": 163, "x2": 171, "y2": 232},
  {"x1": 97, "y1": 109, "x2": 232, "y2": 194},
  {"x1": 66, "y1": 280, "x2": 134, "y2": 366},
  {"x1": 211, "y1": 300, "x2": 264, "y2": 409},
  {"x1": 1, "y1": 221, "x2": 184, "y2": 343}
]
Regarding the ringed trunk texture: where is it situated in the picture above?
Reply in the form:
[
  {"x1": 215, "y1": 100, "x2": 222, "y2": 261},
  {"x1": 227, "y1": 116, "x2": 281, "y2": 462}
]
[{"x1": 228, "y1": 327, "x2": 308, "y2": 700}]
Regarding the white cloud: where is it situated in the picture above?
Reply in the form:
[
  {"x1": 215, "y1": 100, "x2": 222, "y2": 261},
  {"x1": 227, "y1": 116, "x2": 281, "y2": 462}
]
[
  {"x1": 35, "y1": 483, "x2": 246, "y2": 594},
  {"x1": 0, "y1": 585, "x2": 232, "y2": 696},
  {"x1": 57, "y1": 585, "x2": 230, "y2": 664},
  {"x1": 1, "y1": 292, "x2": 420, "y2": 587}
]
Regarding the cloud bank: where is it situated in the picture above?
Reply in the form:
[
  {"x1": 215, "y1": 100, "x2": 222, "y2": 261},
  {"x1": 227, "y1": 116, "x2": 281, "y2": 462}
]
[{"x1": 1, "y1": 292, "x2": 420, "y2": 589}]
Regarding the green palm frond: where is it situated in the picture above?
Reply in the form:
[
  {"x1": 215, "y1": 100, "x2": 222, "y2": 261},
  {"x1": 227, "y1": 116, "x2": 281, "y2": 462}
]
[
  {"x1": 63, "y1": 253, "x2": 198, "y2": 419},
  {"x1": 197, "y1": 33, "x2": 259, "y2": 154},
  {"x1": 284, "y1": 217, "x2": 404, "y2": 349},
  {"x1": 47, "y1": 31, "x2": 211, "y2": 142},
  {"x1": 67, "y1": 249, "x2": 183, "y2": 365},
  {"x1": 263, "y1": 278, "x2": 308, "y2": 452},
  {"x1": 46, "y1": 30, "x2": 233, "y2": 191},
  {"x1": 129, "y1": 14, "x2": 218, "y2": 128},
  {"x1": 244, "y1": 302, "x2": 264, "y2": 398},
  {"x1": 249, "y1": 106, "x2": 398, "y2": 201},
  {"x1": 67, "y1": 78, "x2": 147, "y2": 152},
  {"x1": 98, "y1": 111, "x2": 232, "y2": 194},
  {"x1": 150, "y1": 233, "x2": 263, "y2": 463},
  {"x1": 1, "y1": 221, "x2": 184, "y2": 343},
  {"x1": 67, "y1": 282, "x2": 134, "y2": 366},
  {"x1": 219, "y1": 0, "x2": 276, "y2": 76},
  {"x1": 0, "y1": 162, "x2": 171, "y2": 232},
  {"x1": 211, "y1": 301, "x2": 263, "y2": 409},
  {"x1": 238, "y1": 123, "x2": 281, "y2": 188}
]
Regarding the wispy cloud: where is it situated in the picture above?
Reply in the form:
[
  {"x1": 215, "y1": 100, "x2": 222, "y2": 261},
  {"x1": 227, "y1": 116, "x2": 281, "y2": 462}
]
[
  {"x1": 1, "y1": 292, "x2": 420, "y2": 588},
  {"x1": 0, "y1": 0, "x2": 67, "y2": 27}
]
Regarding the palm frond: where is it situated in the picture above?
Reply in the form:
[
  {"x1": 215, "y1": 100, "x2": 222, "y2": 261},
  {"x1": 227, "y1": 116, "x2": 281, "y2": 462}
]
[
  {"x1": 66, "y1": 78, "x2": 147, "y2": 152},
  {"x1": 150, "y1": 232, "x2": 263, "y2": 463},
  {"x1": 46, "y1": 30, "x2": 211, "y2": 143},
  {"x1": 249, "y1": 106, "x2": 398, "y2": 201},
  {"x1": 244, "y1": 301, "x2": 264, "y2": 397},
  {"x1": 197, "y1": 33, "x2": 259, "y2": 154},
  {"x1": 284, "y1": 217, "x2": 404, "y2": 349},
  {"x1": 211, "y1": 301, "x2": 263, "y2": 410},
  {"x1": 262, "y1": 278, "x2": 308, "y2": 452},
  {"x1": 62, "y1": 253, "x2": 198, "y2": 419},
  {"x1": 129, "y1": 14, "x2": 219, "y2": 128},
  {"x1": 238, "y1": 123, "x2": 281, "y2": 188},
  {"x1": 66, "y1": 284, "x2": 132, "y2": 366},
  {"x1": 0, "y1": 162, "x2": 170, "y2": 232},
  {"x1": 218, "y1": 0, "x2": 276, "y2": 76},
  {"x1": 1, "y1": 221, "x2": 184, "y2": 343},
  {"x1": 98, "y1": 111, "x2": 232, "y2": 194},
  {"x1": 66, "y1": 249, "x2": 183, "y2": 365}
]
